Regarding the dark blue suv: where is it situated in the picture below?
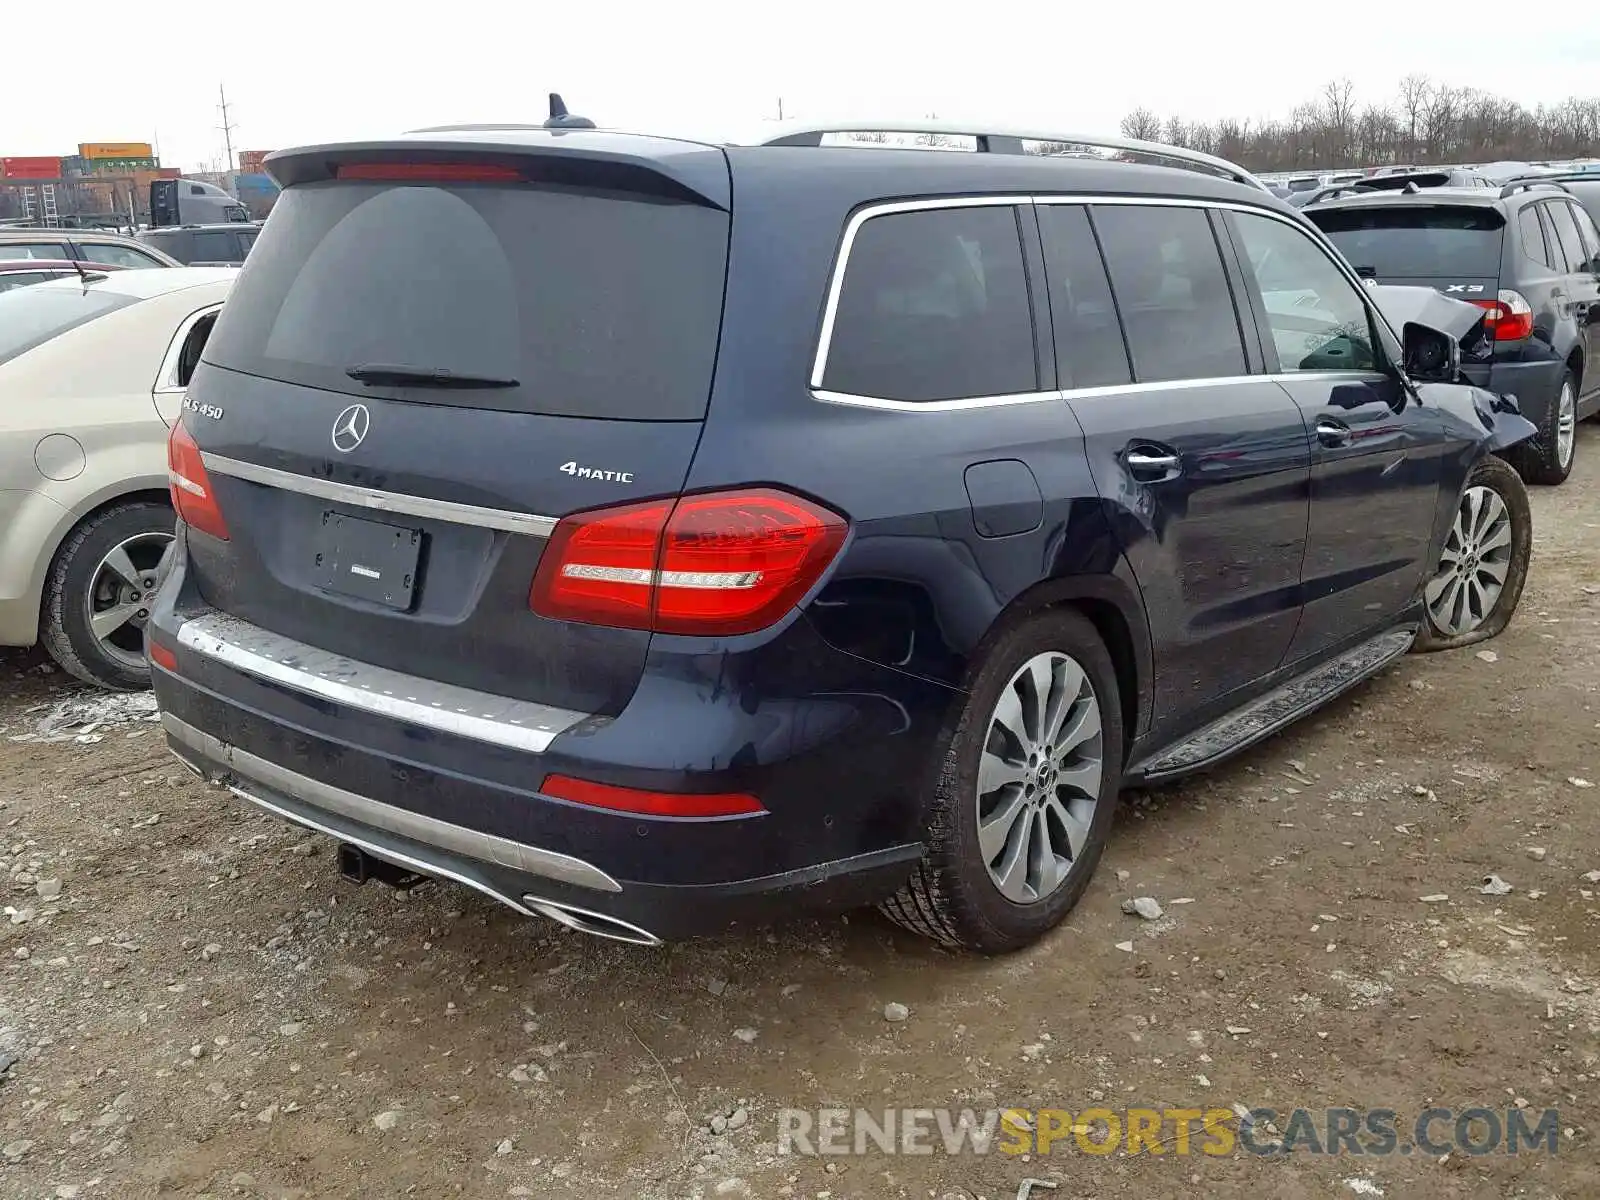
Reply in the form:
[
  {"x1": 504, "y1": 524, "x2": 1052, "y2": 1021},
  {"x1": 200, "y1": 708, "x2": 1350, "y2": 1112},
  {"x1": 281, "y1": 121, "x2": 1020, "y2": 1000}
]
[{"x1": 148, "y1": 118, "x2": 1537, "y2": 952}]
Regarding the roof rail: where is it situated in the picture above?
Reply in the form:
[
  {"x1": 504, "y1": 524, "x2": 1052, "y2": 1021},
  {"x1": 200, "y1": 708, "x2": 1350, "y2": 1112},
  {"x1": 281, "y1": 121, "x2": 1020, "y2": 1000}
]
[
  {"x1": 1499, "y1": 179, "x2": 1572, "y2": 199},
  {"x1": 741, "y1": 119, "x2": 1270, "y2": 191}
]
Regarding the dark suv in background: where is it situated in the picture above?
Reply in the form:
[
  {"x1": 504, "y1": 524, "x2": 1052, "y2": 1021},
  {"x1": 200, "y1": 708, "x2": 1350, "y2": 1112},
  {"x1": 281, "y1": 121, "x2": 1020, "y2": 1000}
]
[
  {"x1": 1305, "y1": 180, "x2": 1600, "y2": 483},
  {"x1": 148, "y1": 116, "x2": 1535, "y2": 953},
  {"x1": 136, "y1": 223, "x2": 259, "y2": 267}
]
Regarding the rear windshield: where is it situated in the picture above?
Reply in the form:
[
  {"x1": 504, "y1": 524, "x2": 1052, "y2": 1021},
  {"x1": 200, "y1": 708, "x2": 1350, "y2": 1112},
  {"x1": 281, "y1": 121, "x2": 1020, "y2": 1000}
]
[
  {"x1": 0, "y1": 286, "x2": 137, "y2": 366},
  {"x1": 1309, "y1": 206, "x2": 1505, "y2": 278},
  {"x1": 204, "y1": 180, "x2": 730, "y2": 420}
]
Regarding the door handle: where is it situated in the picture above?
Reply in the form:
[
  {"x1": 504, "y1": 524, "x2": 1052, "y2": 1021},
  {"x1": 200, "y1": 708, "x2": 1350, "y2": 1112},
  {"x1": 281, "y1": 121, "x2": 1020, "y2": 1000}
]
[
  {"x1": 1315, "y1": 418, "x2": 1352, "y2": 447},
  {"x1": 1125, "y1": 449, "x2": 1182, "y2": 480}
]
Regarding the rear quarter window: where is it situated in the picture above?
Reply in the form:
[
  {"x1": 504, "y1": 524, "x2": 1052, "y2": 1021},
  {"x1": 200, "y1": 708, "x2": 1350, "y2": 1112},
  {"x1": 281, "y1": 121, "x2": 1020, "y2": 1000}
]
[
  {"x1": 204, "y1": 180, "x2": 730, "y2": 420},
  {"x1": 1518, "y1": 207, "x2": 1553, "y2": 269},
  {"x1": 820, "y1": 205, "x2": 1038, "y2": 403}
]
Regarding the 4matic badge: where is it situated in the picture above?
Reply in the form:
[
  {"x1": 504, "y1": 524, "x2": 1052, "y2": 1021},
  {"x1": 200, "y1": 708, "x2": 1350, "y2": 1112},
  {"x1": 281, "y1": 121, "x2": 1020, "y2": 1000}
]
[{"x1": 560, "y1": 461, "x2": 635, "y2": 483}]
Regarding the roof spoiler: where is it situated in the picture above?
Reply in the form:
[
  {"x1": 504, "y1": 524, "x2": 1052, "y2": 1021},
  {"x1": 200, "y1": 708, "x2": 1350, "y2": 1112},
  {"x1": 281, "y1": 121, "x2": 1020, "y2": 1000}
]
[
  {"x1": 741, "y1": 119, "x2": 1270, "y2": 191},
  {"x1": 1302, "y1": 171, "x2": 1453, "y2": 207}
]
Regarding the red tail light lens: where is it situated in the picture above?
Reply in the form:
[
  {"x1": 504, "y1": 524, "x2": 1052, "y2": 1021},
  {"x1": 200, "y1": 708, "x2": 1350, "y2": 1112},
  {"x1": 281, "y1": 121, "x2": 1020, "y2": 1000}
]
[
  {"x1": 1469, "y1": 290, "x2": 1535, "y2": 341},
  {"x1": 336, "y1": 162, "x2": 523, "y2": 183},
  {"x1": 167, "y1": 421, "x2": 229, "y2": 541},
  {"x1": 541, "y1": 773, "x2": 764, "y2": 818},
  {"x1": 529, "y1": 488, "x2": 848, "y2": 636}
]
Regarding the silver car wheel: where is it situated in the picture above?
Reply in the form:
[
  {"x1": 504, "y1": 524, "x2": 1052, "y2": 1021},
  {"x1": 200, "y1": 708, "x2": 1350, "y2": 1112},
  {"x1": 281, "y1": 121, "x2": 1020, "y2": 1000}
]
[
  {"x1": 1424, "y1": 485, "x2": 1512, "y2": 637},
  {"x1": 1556, "y1": 381, "x2": 1576, "y2": 470},
  {"x1": 976, "y1": 651, "x2": 1104, "y2": 904},
  {"x1": 86, "y1": 533, "x2": 175, "y2": 670}
]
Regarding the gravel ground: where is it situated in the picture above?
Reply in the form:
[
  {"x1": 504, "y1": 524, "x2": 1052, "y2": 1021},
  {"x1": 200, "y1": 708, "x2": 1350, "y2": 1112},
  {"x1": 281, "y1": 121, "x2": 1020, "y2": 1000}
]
[{"x1": 1, "y1": 427, "x2": 1598, "y2": 1200}]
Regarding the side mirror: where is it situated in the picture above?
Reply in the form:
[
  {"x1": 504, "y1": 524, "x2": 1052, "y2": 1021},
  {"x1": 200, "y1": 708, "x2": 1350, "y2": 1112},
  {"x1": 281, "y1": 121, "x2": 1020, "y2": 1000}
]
[{"x1": 1402, "y1": 321, "x2": 1461, "y2": 383}]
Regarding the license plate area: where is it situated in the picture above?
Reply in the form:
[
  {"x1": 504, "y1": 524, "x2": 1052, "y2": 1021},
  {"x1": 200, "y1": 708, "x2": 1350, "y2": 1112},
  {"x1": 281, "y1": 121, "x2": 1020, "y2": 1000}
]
[{"x1": 312, "y1": 512, "x2": 422, "y2": 610}]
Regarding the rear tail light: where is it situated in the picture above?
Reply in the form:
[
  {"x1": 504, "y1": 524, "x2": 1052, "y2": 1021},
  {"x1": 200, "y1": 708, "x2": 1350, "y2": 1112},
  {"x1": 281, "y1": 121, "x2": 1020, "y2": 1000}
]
[
  {"x1": 540, "y1": 773, "x2": 764, "y2": 818},
  {"x1": 1469, "y1": 290, "x2": 1535, "y2": 341},
  {"x1": 167, "y1": 421, "x2": 229, "y2": 541},
  {"x1": 336, "y1": 162, "x2": 523, "y2": 183},
  {"x1": 529, "y1": 488, "x2": 848, "y2": 636}
]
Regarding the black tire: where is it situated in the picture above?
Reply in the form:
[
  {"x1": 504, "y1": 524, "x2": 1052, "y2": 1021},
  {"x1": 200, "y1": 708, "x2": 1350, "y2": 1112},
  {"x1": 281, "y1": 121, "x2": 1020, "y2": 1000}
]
[
  {"x1": 1504, "y1": 369, "x2": 1576, "y2": 485},
  {"x1": 1413, "y1": 455, "x2": 1531, "y2": 653},
  {"x1": 42, "y1": 501, "x2": 175, "y2": 691},
  {"x1": 880, "y1": 608, "x2": 1124, "y2": 953}
]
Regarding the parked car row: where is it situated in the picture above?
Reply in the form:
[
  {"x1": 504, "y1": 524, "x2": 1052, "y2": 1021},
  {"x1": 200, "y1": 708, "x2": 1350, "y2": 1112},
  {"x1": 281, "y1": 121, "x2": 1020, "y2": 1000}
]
[{"x1": 1300, "y1": 177, "x2": 1600, "y2": 483}]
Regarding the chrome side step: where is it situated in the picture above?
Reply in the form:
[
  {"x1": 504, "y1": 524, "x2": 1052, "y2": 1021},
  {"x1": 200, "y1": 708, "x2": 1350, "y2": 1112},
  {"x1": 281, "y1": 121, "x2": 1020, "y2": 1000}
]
[{"x1": 1134, "y1": 627, "x2": 1416, "y2": 779}]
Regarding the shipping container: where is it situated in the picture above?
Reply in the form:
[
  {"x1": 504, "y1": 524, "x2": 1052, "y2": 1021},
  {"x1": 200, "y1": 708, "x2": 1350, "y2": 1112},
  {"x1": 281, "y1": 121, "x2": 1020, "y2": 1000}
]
[
  {"x1": 1, "y1": 156, "x2": 63, "y2": 179},
  {"x1": 79, "y1": 141, "x2": 154, "y2": 161},
  {"x1": 237, "y1": 150, "x2": 273, "y2": 174},
  {"x1": 85, "y1": 157, "x2": 158, "y2": 176},
  {"x1": 59, "y1": 155, "x2": 86, "y2": 176}
]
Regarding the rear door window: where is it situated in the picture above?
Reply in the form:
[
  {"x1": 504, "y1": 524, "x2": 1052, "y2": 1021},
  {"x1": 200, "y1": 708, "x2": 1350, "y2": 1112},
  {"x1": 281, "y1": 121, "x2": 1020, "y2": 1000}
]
[
  {"x1": 77, "y1": 242, "x2": 166, "y2": 269},
  {"x1": 1519, "y1": 206, "x2": 1554, "y2": 269},
  {"x1": 0, "y1": 241, "x2": 71, "y2": 261},
  {"x1": 1543, "y1": 200, "x2": 1584, "y2": 272},
  {"x1": 205, "y1": 180, "x2": 730, "y2": 419},
  {"x1": 1308, "y1": 206, "x2": 1505, "y2": 279},
  {"x1": 1036, "y1": 205, "x2": 1131, "y2": 389},
  {"x1": 187, "y1": 231, "x2": 244, "y2": 262},
  {"x1": 1091, "y1": 205, "x2": 1247, "y2": 383},
  {"x1": 822, "y1": 205, "x2": 1037, "y2": 402}
]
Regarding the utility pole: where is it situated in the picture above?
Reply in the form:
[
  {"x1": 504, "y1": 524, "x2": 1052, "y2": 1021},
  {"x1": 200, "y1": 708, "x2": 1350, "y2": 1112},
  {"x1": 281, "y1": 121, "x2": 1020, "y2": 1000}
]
[
  {"x1": 777, "y1": 97, "x2": 784, "y2": 121},
  {"x1": 218, "y1": 83, "x2": 238, "y2": 177}
]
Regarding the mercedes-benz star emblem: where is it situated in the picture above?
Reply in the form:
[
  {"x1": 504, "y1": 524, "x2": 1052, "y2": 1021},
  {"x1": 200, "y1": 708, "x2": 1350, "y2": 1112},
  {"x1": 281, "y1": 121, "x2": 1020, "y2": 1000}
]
[{"x1": 331, "y1": 403, "x2": 370, "y2": 453}]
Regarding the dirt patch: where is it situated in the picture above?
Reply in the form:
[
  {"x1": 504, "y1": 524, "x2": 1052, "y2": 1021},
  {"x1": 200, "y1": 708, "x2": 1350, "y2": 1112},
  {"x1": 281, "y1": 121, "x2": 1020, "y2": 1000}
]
[{"x1": 2, "y1": 429, "x2": 1598, "y2": 1199}]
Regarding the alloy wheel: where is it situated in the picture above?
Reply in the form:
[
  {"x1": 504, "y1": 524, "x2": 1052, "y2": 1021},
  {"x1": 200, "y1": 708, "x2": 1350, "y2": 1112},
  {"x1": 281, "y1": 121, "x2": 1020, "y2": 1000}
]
[
  {"x1": 975, "y1": 651, "x2": 1105, "y2": 904},
  {"x1": 1556, "y1": 381, "x2": 1576, "y2": 471},
  {"x1": 86, "y1": 533, "x2": 175, "y2": 671},
  {"x1": 1424, "y1": 485, "x2": 1513, "y2": 637}
]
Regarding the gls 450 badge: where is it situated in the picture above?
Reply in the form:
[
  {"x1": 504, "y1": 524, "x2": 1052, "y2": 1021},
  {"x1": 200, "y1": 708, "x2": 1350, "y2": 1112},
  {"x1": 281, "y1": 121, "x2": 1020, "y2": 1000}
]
[
  {"x1": 182, "y1": 396, "x2": 224, "y2": 420},
  {"x1": 560, "y1": 461, "x2": 634, "y2": 483}
]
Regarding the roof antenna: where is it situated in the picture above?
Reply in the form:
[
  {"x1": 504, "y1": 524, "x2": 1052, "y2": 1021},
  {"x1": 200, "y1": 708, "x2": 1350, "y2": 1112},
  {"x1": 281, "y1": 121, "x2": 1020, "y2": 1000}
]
[{"x1": 544, "y1": 93, "x2": 595, "y2": 131}]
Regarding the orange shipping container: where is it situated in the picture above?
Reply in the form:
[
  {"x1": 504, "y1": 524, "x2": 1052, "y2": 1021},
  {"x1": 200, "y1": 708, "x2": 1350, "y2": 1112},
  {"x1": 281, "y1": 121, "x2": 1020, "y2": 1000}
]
[
  {"x1": 79, "y1": 141, "x2": 154, "y2": 161},
  {"x1": 238, "y1": 149, "x2": 272, "y2": 173},
  {"x1": 1, "y1": 156, "x2": 62, "y2": 179}
]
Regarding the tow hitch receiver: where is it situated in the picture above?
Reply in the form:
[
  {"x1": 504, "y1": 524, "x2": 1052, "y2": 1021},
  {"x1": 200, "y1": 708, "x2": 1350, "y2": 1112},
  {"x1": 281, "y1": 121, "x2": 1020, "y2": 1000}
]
[{"x1": 337, "y1": 842, "x2": 430, "y2": 891}]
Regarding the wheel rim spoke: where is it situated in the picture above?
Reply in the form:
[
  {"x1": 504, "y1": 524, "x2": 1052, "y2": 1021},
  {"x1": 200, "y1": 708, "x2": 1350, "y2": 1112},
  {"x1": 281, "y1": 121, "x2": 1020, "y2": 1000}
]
[
  {"x1": 1054, "y1": 696, "x2": 1101, "y2": 758},
  {"x1": 90, "y1": 600, "x2": 143, "y2": 641},
  {"x1": 100, "y1": 545, "x2": 143, "y2": 589},
  {"x1": 1044, "y1": 797, "x2": 1092, "y2": 860},
  {"x1": 978, "y1": 787, "x2": 1029, "y2": 861}
]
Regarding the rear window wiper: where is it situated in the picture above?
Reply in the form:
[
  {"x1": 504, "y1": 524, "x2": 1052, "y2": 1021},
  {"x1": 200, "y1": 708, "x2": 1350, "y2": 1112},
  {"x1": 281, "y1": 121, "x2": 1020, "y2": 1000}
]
[{"x1": 345, "y1": 363, "x2": 519, "y2": 389}]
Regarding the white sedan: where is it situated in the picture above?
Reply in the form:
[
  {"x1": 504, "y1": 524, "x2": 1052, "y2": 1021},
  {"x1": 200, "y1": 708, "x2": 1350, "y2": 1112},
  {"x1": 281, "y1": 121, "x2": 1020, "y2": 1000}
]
[{"x1": 0, "y1": 268, "x2": 236, "y2": 688}]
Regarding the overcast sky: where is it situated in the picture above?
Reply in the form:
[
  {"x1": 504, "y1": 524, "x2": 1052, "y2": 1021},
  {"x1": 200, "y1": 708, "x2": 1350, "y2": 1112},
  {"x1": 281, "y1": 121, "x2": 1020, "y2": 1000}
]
[{"x1": 7, "y1": 1, "x2": 1600, "y2": 171}]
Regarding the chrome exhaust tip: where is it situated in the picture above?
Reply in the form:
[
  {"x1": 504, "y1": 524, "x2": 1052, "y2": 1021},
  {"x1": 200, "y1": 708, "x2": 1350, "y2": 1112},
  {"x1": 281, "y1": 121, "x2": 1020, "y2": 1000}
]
[{"x1": 524, "y1": 896, "x2": 662, "y2": 946}]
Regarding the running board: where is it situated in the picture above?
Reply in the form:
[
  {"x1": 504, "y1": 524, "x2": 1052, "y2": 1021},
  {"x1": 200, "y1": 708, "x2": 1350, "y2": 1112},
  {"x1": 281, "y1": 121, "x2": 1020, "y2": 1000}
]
[{"x1": 1132, "y1": 627, "x2": 1416, "y2": 780}]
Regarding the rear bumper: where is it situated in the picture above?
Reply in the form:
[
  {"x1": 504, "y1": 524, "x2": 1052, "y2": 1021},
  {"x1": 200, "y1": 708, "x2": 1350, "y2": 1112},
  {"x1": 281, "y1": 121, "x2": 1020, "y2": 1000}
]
[
  {"x1": 148, "y1": 560, "x2": 955, "y2": 940},
  {"x1": 1474, "y1": 360, "x2": 1566, "y2": 425}
]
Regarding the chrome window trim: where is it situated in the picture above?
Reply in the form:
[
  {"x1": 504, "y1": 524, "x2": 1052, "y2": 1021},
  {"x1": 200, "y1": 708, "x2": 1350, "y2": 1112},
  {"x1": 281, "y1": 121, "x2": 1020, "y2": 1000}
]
[
  {"x1": 809, "y1": 193, "x2": 1406, "y2": 413},
  {"x1": 201, "y1": 453, "x2": 560, "y2": 538},
  {"x1": 153, "y1": 302, "x2": 224, "y2": 394},
  {"x1": 809, "y1": 195, "x2": 1032, "y2": 394},
  {"x1": 175, "y1": 610, "x2": 591, "y2": 755}
]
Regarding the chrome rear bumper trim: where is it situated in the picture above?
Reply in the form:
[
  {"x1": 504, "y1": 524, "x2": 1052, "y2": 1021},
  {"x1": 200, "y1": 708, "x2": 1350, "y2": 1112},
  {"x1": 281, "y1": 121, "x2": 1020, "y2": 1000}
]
[
  {"x1": 200, "y1": 453, "x2": 560, "y2": 538},
  {"x1": 162, "y1": 711, "x2": 622, "y2": 894},
  {"x1": 175, "y1": 611, "x2": 590, "y2": 755}
]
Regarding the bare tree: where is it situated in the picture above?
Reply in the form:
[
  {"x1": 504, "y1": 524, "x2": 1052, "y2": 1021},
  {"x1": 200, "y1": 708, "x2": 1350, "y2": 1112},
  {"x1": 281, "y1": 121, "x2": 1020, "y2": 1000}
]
[
  {"x1": 1398, "y1": 74, "x2": 1432, "y2": 160},
  {"x1": 1120, "y1": 107, "x2": 1163, "y2": 141},
  {"x1": 1118, "y1": 76, "x2": 1600, "y2": 172}
]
